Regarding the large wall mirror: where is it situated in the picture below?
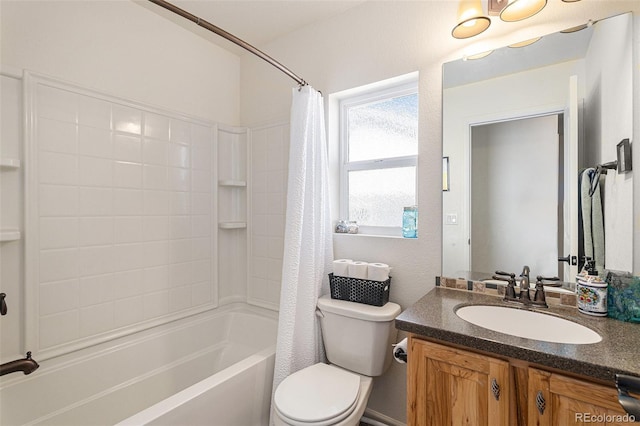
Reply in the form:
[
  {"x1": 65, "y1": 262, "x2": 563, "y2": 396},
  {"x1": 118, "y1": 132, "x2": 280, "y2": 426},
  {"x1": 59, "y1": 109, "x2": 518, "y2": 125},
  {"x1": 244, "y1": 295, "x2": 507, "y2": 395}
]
[{"x1": 442, "y1": 12, "x2": 633, "y2": 281}]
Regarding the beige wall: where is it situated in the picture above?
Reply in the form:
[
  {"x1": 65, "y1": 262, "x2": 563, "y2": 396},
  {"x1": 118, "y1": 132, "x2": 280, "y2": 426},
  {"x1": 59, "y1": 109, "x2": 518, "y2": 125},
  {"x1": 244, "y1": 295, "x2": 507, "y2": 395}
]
[{"x1": 239, "y1": 2, "x2": 640, "y2": 423}]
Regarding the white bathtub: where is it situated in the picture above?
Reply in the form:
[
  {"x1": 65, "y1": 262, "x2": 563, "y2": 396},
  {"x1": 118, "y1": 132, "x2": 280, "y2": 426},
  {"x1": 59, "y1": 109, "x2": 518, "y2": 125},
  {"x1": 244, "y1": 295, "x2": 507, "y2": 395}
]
[{"x1": 0, "y1": 304, "x2": 278, "y2": 426}]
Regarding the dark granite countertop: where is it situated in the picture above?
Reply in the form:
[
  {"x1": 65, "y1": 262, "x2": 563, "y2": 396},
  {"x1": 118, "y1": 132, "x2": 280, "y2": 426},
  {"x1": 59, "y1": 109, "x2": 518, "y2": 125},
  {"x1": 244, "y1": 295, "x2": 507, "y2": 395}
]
[{"x1": 395, "y1": 287, "x2": 640, "y2": 384}]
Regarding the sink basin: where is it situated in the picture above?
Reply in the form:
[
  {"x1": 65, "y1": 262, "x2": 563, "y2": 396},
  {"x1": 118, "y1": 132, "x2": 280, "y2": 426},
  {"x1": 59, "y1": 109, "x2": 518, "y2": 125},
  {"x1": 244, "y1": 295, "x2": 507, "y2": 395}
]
[{"x1": 455, "y1": 305, "x2": 602, "y2": 344}]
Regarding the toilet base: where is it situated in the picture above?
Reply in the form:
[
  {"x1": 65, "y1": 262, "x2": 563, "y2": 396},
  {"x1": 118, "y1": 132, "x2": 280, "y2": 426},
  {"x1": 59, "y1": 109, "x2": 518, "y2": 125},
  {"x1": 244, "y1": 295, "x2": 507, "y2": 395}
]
[{"x1": 273, "y1": 372, "x2": 373, "y2": 426}]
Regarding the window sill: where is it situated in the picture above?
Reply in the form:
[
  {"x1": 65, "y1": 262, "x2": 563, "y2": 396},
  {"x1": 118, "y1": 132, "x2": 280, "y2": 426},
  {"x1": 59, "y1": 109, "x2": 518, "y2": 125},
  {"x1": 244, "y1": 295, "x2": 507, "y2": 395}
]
[{"x1": 333, "y1": 232, "x2": 418, "y2": 240}]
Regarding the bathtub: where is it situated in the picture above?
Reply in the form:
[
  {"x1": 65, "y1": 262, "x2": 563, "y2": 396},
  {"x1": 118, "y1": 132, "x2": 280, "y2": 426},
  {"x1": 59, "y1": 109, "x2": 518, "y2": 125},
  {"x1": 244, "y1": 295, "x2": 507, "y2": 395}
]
[{"x1": 0, "y1": 304, "x2": 278, "y2": 425}]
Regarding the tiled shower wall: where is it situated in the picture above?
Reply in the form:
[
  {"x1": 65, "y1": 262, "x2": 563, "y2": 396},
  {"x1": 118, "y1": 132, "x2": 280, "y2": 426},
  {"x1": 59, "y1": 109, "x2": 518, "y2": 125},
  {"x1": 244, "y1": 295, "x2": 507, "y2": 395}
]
[
  {"x1": 248, "y1": 123, "x2": 289, "y2": 310},
  {"x1": 26, "y1": 73, "x2": 217, "y2": 358}
]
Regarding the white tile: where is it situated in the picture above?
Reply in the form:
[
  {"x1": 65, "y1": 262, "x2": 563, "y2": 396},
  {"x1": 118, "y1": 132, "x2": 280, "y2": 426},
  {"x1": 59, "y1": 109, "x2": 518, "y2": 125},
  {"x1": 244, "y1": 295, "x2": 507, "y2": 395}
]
[
  {"x1": 267, "y1": 193, "x2": 285, "y2": 215},
  {"x1": 169, "y1": 216, "x2": 191, "y2": 239},
  {"x1": 114, "y1": 243, "x2": 145, "y2": 272},
  {"x1": 114, "y1": 161, "x2": 142, "y2": 189},
  {"x1": 140, "y1": 241, "x2": 169, "y2": 268},
  {"x1": 40, "y1": 217, "x2": 78, "y2": 249},
  {"x1": 252, "y1": 257, "x2": 268, "y2": 279},
  {"x1": 114, "y1": 189, "x2": 143, "y2": 215},
  {"x1": 169, "y1": 239, "x2": 192, "y2": 264},
  {"x1": 114, "y1": 134, "x2": 142, "y2": 163},
  {"x1": 78, "y1": 125, "x2": 112, "y2": 158},
  {"x1": 40, "y1": 185, "x2": 78, "y2": 217},
  {"x1": 191, "y1": 282, "x2": 212, "y2": 306},
  {"x1": 80, "y1": 302, "x2": 114, "y2": 337},
  {"x1": 79, "y1": 156, "x2": 113, "y2": 187},
  {"x1": 143, "y1": 164, "x2": 168, "y2": 190},
  {"x1": 191, "y1": 193, "x2": 210, "y2": 215},
  {"x1": 191, "y1": 140, "x2": 211, "y2": 170},
  {"x1": 192, "y1": 259, "x2": 210, "y2": 283},
  {"x1": 268, "y1": 237, "x2": 285, "y2": 260},
  {"x1": 191, "y1": 123, "x2": 211, "y2": 144},
  {"x1": 40, "y1": 248, "x2": 78, "y2": 283},
  {"x1": 143, "y1": 266, "x2": 169, "y2": 293},
  {"x1": 143, "y1": 190, "x2": 169, "y2": 215},
  {"x1": 79, "y1": 246, "x2": 114, "y2": 277},
  {"x1": 169, "y1": 262, "x2": 193, "y2": 287},
  {"x1": 144, "y1": 112, "x2": 170, "y2": 141},
  {"x1": 112, "y1": 105, "x2": 142, "y2": 135},
  {"x1": 266, "y1": 214, "x2": 285, "y2": 237},
  {"x1": 169, "y1": 167, "x2": 190, "y2": 192},
  {"x1": 169, "y1": 192, "x2": 190, "y2": 215},
  {"x1": 191, "y1": 170, "x2": 210, "y2": 193},
  {"x1": 252, "y1": 137, "x2": 267, "y2": 173},
  {"x1": 191, "y1": 238, "x2": 211, "y2": 260},
  {"x1": 39, "y1": 151, "x2": 78, "y2": 185},
  {"x1": 39, "y1": 310, "x2": 79, "y2": 349},
  {"x1": 267, "y1": 170, "x2": 286, "y2": 193},
  {"x1": 252, "y1": 236, "x2": 269, "y2": 258},
  {"x1": 114, "y1": 216, "x2": 143, "y2": 244},
  {"x1": 142, "y1": 216, "x2": 169, "y2": 241},
  {"x1": 114, "y1": 296, "x2": 144, "y2": 327},
  {"x1": 77, "y1": 95, "x2": 111, "y2": 129},
  {"x1": 169, "y1": 287, "x2": 191, "y2": 312},
  {"x1": 40, "y1": 279, "x2": 79, "y2": 316},
  {"x1": 168, "y1": 143, "x2": 190, "y2": 168},
  {"x1": 38, "y1": 118, "x2": 77, "y2": 154},
  {"x1": 252, "y1": 193, "x2": 268, "y2": 214},
  {"x1": 113, "y1": 269, "x2": 144, "y2": 299},
  {"x1": 143, "y1": 139, "x2": 168, "y2": 166},
  {"x1": 80, "y1": 274, "x2": 116, "y2": 306},
  {"x1": 267, "y1": 258, "x2": 283, "y2": 282},
  {"x1": 191, "y1": 215, "x2": 211, "y2": 238},
  {"x1": 37, "y1": 85, "x2": 78, "y2": 123},
  {"x1": 79, "y1": 217, "x2": 113, "y2": 247},
  {"x1": 79, "y1": 187, "x2": 112, "y2": 216},
  {"x1": 252, "y1": 214, "x2": 268, "y2": 237},
  {"x1": 252, "y1": 171, "x2": 267, "y2": 194},
  {"x1": 170, "y1": 119, "x2": 191, "y2": 145},
  {"x1": 266, "y1": 128, "x2": 284, "y2": 171},
  {"x1": 143, "y1": 291, "x2": 169, "y2": 319}
]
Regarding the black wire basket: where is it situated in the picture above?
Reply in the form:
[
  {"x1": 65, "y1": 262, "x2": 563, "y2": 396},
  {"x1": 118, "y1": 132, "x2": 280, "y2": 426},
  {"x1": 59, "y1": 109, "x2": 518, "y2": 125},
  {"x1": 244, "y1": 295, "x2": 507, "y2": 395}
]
[{"x1": 328, "y1": 273, "x2": 391, "y2": 307}]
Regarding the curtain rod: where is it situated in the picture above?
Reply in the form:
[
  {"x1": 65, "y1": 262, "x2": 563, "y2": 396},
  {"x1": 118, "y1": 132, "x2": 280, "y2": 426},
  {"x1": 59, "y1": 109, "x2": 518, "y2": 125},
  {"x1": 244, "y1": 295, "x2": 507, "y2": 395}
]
[{"x1": 148, "y1": 0, "x2": 307, "y2": 87}]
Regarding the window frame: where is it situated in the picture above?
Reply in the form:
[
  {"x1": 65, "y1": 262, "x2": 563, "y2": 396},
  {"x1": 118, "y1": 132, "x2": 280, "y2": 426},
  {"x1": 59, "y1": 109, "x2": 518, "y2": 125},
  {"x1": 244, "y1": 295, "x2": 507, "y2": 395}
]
[{"x1": 339, "y1": 81, "x2": 419, "y2": 236}]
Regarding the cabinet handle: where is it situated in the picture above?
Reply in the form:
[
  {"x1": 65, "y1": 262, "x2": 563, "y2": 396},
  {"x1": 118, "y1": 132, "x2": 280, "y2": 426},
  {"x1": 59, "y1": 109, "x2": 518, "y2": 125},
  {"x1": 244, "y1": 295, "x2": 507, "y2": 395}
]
[
  {"x1": 0, "y1": 293, "x2": 6, "y2": 316},
  {"x1": 491, "y1": 378, "x2": 501, "y2": 401},
  {"x1": 536, "y1": 391, "x2": 546, "y2": 415}
]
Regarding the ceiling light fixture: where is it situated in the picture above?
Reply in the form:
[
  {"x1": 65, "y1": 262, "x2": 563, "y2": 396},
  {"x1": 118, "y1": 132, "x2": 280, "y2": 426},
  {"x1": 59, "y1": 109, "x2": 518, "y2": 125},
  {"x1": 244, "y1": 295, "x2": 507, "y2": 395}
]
[
  {"x1": 508, "y1": 36, "x2": 542, "y2": 48},
  {"x1": 452, "y1": 0, "x2": 491, "y2": 39},
  {"x1": 500, "y1": 0, "x2": 547, "y2": 22}
]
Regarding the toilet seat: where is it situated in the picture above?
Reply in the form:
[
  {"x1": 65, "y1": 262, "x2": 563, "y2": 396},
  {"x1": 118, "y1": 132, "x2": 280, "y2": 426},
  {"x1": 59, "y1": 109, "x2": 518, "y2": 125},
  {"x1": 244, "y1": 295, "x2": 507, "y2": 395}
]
[{"x1": 274, "y1": 363, "x2": 361, "y2": 426}]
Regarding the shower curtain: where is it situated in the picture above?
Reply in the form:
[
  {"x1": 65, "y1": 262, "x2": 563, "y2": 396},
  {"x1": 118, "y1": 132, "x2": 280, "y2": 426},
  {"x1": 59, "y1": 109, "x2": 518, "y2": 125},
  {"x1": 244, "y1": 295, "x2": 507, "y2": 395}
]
[{"x1": 271, "y1": 85, "x2": 334, "y2": 401}]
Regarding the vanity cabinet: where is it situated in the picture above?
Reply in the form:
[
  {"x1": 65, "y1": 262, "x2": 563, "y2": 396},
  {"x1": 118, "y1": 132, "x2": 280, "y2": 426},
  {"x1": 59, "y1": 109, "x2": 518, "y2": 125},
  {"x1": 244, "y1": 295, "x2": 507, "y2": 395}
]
[
  {"x1": 407, "y1": 338, "x2": 510, "y2": 426},
  {"x1": 528, "y1": 368, "x2": 629, "y2": 426},
  {"x1": 407, "y1": 336, "x2": 629, "y2": 426}
]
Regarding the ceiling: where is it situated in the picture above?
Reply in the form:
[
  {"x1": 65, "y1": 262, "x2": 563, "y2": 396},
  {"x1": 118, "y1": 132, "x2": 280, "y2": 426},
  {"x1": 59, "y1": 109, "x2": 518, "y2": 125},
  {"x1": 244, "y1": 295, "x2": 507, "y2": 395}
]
[{"x1": 143, "y1": 0, "x2": 368, "y2": 51}]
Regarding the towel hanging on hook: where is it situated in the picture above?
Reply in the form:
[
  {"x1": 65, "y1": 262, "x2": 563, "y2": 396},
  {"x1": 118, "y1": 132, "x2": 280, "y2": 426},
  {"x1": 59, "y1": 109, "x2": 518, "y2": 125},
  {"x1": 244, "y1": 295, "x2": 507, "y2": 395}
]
[{"x1": 589, "y1": 160, "x2": 617, "y2": 197}]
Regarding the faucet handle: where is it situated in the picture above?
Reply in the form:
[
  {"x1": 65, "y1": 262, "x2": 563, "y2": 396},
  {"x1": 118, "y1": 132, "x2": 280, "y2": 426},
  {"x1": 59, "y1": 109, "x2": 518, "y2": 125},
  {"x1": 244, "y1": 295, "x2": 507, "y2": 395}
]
[{"x1": 495, "y1": 270, "x2": 515, "y2": 278}]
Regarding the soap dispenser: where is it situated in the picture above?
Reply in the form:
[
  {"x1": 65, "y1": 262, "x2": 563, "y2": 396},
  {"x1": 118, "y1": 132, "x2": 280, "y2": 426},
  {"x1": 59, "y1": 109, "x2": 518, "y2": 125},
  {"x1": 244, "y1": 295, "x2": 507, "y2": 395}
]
[{"x1": 576, "y1": 260, "x2": 608, "y2": 316}]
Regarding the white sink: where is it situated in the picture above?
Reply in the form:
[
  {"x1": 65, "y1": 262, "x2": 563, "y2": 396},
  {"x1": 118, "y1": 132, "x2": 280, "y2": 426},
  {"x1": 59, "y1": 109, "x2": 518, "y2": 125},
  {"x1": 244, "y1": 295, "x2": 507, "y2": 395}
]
[{"x1": 455, "y1": 305, "x2": 602, "y2": 344}]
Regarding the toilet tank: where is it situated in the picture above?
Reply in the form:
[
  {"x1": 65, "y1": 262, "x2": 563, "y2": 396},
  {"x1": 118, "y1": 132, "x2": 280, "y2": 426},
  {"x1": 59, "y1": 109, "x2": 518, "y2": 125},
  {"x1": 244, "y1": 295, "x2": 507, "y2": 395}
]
[{"x1": 317, "y1": 295, "x2": 401, "y2": 376}]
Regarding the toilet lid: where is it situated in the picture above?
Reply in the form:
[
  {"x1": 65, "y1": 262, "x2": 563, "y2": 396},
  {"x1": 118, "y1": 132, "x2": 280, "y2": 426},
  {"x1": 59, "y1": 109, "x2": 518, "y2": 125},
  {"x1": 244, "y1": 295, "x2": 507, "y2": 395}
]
[{"x1": 274, "y1": 363, "x2": 360, "y2": 423}]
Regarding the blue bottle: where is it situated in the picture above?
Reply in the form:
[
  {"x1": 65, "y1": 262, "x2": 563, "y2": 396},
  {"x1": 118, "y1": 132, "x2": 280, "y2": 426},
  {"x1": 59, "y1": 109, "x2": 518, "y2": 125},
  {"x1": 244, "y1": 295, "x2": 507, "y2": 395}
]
[{"x1": 402, "y1": 206, "x2": 418, "y2": 238}]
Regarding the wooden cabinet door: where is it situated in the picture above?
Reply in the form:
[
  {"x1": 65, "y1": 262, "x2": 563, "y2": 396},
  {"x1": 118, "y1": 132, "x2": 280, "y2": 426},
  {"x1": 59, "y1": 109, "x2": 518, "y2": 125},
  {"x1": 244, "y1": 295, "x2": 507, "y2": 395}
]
[
  {"x1": 407, "y1": 337, "x2": 510, "y2": 426},
  {"x1": 528, "y1": 367, "x2": 630, "y2": 425}
]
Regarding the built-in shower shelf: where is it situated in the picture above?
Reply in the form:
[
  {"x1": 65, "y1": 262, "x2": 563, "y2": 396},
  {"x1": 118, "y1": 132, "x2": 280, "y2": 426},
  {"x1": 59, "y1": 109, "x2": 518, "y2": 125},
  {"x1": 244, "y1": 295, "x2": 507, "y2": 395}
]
[
  {"x1": 218, "y1": 222, "x2": 247, "y2": 230},
  {"x1": 0, "y1": 158, "x2": 21, "y2": 169},
  {"x1": 218, "y1": 180, "x2": 246, "y2": 187},
  {"x1": 0, "y1": 229, "x2": 21, "y2": 242}
]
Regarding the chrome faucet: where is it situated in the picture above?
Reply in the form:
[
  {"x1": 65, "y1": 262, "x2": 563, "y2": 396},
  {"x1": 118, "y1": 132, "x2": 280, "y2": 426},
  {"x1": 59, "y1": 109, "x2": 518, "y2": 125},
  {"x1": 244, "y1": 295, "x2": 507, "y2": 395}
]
[{"x1": 0, "y1": 352, "x2": 39, "y2": 376}]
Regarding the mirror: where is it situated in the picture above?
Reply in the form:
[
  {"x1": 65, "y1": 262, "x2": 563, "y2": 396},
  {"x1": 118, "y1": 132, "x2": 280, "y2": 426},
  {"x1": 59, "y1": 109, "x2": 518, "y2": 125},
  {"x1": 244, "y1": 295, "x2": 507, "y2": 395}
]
[{"x1": 442, "y1": 13, "x2": 633, "y2": 281}]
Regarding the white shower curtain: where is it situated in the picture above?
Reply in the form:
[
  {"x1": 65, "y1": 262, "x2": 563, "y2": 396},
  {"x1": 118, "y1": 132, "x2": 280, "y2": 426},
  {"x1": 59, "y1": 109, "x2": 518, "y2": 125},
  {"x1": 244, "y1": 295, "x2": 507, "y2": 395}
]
[{"x1": 271, "y1": 85, "x2": 334, "y2": 400}]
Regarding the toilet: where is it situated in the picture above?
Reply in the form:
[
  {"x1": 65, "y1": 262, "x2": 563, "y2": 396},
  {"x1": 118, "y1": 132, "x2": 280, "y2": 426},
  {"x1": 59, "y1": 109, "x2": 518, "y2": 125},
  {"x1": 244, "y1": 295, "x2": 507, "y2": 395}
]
[{"x1": 273, "y1": 294, "x2": 402, "y2": 426}]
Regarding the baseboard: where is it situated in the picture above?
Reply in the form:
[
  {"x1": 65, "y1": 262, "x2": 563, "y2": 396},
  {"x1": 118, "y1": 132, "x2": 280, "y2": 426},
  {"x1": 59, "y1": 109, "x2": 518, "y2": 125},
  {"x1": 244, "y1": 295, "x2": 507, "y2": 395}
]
[{"x1": 363, "y1": 408, "x2": 406, "y2": 426}]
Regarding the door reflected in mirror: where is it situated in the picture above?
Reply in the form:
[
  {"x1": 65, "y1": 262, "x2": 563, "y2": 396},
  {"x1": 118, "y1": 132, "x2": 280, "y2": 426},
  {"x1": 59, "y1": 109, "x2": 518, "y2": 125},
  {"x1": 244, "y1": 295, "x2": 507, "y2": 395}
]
[{"x1": 442, "y1": 12, "x2": 633, "y2": 280}]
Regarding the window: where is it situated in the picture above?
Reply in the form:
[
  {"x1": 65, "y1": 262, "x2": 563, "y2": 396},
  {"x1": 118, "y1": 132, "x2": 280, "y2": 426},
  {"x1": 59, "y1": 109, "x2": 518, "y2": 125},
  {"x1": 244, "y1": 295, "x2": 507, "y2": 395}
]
[{"x1": 339, "y1": 81, "x2": 418, "y2": 235}]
